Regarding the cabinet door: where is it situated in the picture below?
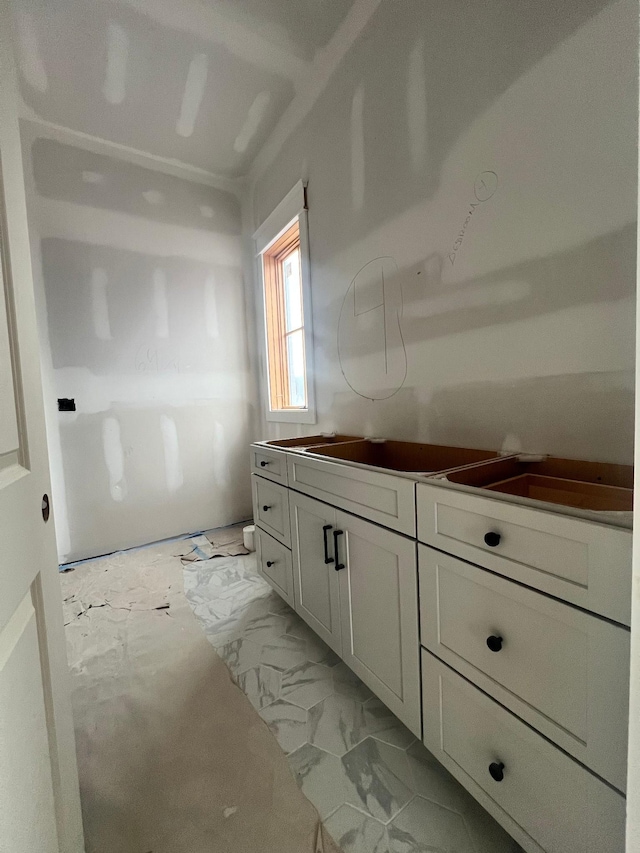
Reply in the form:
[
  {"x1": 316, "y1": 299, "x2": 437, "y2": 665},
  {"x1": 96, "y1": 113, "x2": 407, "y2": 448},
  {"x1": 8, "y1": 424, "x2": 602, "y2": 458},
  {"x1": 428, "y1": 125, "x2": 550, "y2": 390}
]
[
  {"x1": 336, "y1": 511, "x2": 420, "y2": 736},
  {"x1": 289, "y1": 491, "x2": 342, "y2": 654}
]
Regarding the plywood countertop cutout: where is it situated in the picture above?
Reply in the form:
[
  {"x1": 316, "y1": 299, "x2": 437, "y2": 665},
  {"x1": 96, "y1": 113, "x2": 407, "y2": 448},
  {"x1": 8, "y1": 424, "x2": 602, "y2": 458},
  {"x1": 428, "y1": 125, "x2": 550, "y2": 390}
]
[{"x1": 338, "y1": 257, "x2": 407, "y2": 401}]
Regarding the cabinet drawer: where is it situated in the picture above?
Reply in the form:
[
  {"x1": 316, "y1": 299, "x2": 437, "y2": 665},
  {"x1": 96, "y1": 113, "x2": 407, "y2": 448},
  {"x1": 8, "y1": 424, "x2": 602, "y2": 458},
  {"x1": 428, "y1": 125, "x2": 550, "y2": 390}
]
[
  {"x1": 419, "y1": 546, "x2": 629, "y2": 791},
  {"x1": 287, "y1": 452, "x2": 415, "y2": 536},
  {"x1": 421, "y1": 651, "x2": 625, "y2": 853},
  {"x1": 416, "y1": 483, "x2": 631, "y2": 625},
  {"x1": 256, "y1": 527, "x2": 293, "y2": 607},
  {"x1": 250, "y1": 445, "x2": 288, "y2": 486},
  {"x1": 252, "y1": 475, "x2": 290, "y2": 546}
]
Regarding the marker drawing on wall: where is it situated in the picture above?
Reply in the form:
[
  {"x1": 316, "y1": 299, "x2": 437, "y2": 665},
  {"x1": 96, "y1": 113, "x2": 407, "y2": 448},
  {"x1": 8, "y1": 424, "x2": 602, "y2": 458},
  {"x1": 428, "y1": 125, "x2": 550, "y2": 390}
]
[
  {"x1": 448, "y1": 170, "x2": 498, "y2": 266},
  {"x1": 338, "y1": 257, "x2": 407, "y2": 400}
]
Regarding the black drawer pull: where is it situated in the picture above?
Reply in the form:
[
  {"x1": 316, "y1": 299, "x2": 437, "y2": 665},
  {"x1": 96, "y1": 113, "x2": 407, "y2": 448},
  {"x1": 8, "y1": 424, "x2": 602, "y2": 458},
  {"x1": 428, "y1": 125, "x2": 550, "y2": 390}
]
[
  {"x1": 484, "y1": 531, "x2": 501, "y2": 547},
  {"x1": 266, "y1": 560, "x2": 275, "y2": 568},
  {"x1": 486, "y1": 635, "x2": 503, "y2": 653},
  {"x1": 260, "y1": 460, "x2": 269, "y2": 467},
  {"x1": 489, "y1": 761, "x2": 505, "y2": 782},
  {"x1": 263, "y1": 505, "x2": 271, "y2": 512},
  {"x1": 323, "y1": 524, "x2": 334, "y2": 564},
  {"x1": 333, "y1": 529, "x2": 345, "y2": 571}
]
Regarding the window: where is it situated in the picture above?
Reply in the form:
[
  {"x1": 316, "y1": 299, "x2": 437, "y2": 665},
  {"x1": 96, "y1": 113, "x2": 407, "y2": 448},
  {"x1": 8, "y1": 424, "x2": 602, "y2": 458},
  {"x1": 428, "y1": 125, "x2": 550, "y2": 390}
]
[
  {"x1": 262, "y1": 221, "x2": 307, "y2": 411},
  {"x1": 254, "y1": 181, "x2": 315, "y2": 423}
]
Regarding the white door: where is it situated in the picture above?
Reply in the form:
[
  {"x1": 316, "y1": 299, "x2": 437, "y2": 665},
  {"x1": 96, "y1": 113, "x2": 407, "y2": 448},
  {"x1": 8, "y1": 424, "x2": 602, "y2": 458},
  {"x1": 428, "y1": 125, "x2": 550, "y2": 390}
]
[
  {"x1": 0, "y1": 7, "x2": 84, "y2": 852},
  {"x1": 336, "y1": 510, "x2": 421, "y2": 736},
  {"x1": 289, "y1": 491, "x2": 342, "y2": 654}
]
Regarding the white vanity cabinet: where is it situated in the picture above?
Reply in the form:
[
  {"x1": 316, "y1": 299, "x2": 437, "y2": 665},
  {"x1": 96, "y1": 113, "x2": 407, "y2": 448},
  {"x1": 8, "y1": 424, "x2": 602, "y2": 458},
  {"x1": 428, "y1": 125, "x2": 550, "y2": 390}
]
[
  {"x1": 335, "y1": 510, "x2": 420, "y2": 735},
  {"x1": 255, "y1": 525, "x2": 294, "y2": 608},
  {"x1": 289, "y1": 490, "x2": 342, "y2": 655},
  {"x1": 251, "y1": 442, "x2": 631, "y2": 853},
  {"x1": 288, "y1": 490, "x2": 421, "y2": 734}
]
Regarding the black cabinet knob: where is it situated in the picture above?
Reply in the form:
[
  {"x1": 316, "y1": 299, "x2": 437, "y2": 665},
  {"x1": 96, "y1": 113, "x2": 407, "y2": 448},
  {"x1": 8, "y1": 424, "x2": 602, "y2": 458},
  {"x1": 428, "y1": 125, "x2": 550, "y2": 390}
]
[
  {"x1": 266, "y1": 560, "x2": 275, "y2": 568},
  {"x1": 486, "y1": 635, "x2": 503, "y2": 652},
  {"x1": 260, "y1": 460, "x2": 269, "y2": 467},
  {"x1": 484, "y1": 531, "x2": 501, "y2": 547},
  {"x1": 263, "y1": 505, "x2": 271, "y2": 511},
  {"x1": 489, "y1": 761, "x2": 505, "y2": 782}
]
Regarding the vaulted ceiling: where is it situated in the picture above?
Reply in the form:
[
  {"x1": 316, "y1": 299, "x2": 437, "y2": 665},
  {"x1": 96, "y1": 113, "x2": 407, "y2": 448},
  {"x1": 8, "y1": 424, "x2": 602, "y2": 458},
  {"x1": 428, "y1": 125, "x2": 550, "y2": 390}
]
[{"x1": 10, "y1": 0, "x2": 356, "y2": 178}]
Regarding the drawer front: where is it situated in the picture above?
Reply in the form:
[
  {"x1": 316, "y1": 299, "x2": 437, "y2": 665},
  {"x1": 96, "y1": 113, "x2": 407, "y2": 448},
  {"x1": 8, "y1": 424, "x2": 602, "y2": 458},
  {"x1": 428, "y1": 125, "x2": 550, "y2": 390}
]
[
  {"x1": 256, "y1": 526, "x2": 294, "y2": 607},
  {"x1": 252, "y1": 475, "x2": 291, "y2": 546},
  {"x1": 419, "y1": 546, "x2": 629, "y2": 791},
  {"x1": 250, "y1": 445, "x2": 288, "y2": 486},
  {"x1": 287, "y1": 452, "x2": 416, "y2": 536},
  {"x1": 416, "y1": 483, "x2": 632, "y2": 625},
  {"x1": 422, "y1": 651, "x2": 625, "y2": 853}
]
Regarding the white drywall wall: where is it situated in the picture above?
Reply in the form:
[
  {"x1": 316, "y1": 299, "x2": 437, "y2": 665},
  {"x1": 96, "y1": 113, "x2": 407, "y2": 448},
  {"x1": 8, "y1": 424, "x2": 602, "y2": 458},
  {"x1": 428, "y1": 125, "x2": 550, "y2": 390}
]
[
  {"x1": 250, "y1": 0, "x2": 637, "y2": 465},
  {"x1": 21, "y1": 122, "x2": 254, "y2": 563}
]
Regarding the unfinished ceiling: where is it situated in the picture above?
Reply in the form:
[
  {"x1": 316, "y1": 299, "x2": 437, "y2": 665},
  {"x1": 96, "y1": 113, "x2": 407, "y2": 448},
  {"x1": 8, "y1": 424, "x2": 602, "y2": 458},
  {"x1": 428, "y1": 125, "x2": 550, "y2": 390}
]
[{"x1": 10, "y1": 0, "x2": 355, "y2": 177}]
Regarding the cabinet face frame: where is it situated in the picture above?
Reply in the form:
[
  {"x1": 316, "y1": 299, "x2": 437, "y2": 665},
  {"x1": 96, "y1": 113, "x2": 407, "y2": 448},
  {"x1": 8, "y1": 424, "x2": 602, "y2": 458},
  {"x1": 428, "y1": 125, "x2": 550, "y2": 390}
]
[
  {"x1": 256, "y1": 526, "x2": 294, "y2": 607},
  {"x1": 337, "y1": 509, "x2": 421, "y2": 736},
  {"x1": 252, "y1": 474, "x2": 291, "y2": 546},
  {"x1": 289, "y1": 490, "x2": 342, "y2": 654},
  {"x1": 421, "y1": 650, "x2": 626, "y2": 853},
  {"x1": 419, "y1": 545, "x2": 629, "y2": 791},
  {"x1": 416, "y1": 482, "x2": 632, "y2": 626}
]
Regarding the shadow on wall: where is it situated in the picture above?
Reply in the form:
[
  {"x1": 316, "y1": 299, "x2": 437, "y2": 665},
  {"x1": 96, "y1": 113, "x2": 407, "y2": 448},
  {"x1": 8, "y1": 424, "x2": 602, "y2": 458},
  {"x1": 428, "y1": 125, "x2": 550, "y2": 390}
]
[
  {"x1": 59, "y1": 402, "x2": 252, "y2": 561},
  {"x1": 30, "y1": 136, "x2": 241, "y2": 233},
  {"x1": 327, "y1": 386, "x2": 421, "y2": 441},
  {"x1": 325, "y1": 223, "x2": 636, "y2": 363},
  {"x1": 424, "y1": 371, "x2": 635, "y2": 465},
  {"x1": 256, "y1": 0, "x2": 618, "y2": 259}
]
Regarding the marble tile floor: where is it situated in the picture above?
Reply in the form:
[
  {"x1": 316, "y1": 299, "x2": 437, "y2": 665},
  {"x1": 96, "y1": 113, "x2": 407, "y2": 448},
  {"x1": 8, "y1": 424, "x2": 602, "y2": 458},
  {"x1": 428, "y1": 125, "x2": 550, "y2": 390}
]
[{"x1": 184, "y1": 543, "x2": 523, "y2": 853}]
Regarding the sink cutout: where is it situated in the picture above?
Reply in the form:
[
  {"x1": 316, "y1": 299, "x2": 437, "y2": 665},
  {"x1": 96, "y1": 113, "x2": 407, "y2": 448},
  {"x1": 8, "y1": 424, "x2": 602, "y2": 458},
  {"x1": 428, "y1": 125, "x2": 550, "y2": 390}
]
[
  {"x1": 306, "y1": 439, "x2": 499, "y2": 473},
  {"x1": 261, "y1": 434, "x2": 363, "y2": 450},
  {"x1": 447, "y1": 456, "x2": 633, "y2": 512}
]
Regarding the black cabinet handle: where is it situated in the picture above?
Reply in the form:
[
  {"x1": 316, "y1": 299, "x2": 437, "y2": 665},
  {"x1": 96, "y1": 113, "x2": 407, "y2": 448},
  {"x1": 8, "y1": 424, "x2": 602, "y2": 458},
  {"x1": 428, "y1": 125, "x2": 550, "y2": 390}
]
[
  {"x1": 260, "y1": 460, "x2": 269, "y2": 467},
  {"x1": 486, "y1": 635, "x2": 503, "y2": 652},
  {"x1": 333, "y1": 529, "x2": 345, "y2": 571},
  {"x1": 489, "y1": 761, "x2": 505, "y2": 782},
  {"x1": 323, "y1": 525, "x2": 334, "y2": 564},
  {"x1": 484, "y1": 531, "x2": 501, "y2": 547},
  {"x1": 266, "y1": 560, "x2": 275, "y2": 568},
  {"x1": 263, "y1": 505, "x2": 271, "y2": 512}
]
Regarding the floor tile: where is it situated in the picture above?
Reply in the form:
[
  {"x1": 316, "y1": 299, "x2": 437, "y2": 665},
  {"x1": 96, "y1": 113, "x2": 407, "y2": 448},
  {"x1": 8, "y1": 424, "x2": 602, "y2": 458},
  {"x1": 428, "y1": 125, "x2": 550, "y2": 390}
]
[
  {"x1": 306, "y1": 633, "x2": 342, "y2": 667},
  {"x1": 260, "y1": 634, "x2": 308, "y2": 671},
  {"x1": 264, "y1": 591, "x2": 295, "y2": 617},
  {"x1": 462, "y1": 795, "x2": 523, "y2": 853},
  {"x1": 363, "y1": 698, "x2": 416, "y2": 750},
  {"x1": 333, "y1": 662, "x2": 374, "y2": 702},
  {"x1": 325, "y1": 804, "x2": 390, "y2": 853},
  {"x1": 280, "y1": 661, "x2": 334, "y2": 709},
  {"x1": 308, "y1": 693, "x2": 368, "y2": 756},
  {"x1": 405, "y1": 741, "x2": 473, "y2": 814},
  {"x1": 259, "y1": 699, "x2": 309, "y2": 755},
  {"x1": 235, "y1": 665, "x2": 281, "y2": 710},
  {"x1": 242, "y1": 612, "x2": 289, "y2": 644},
  {"x1": 288, "y1": 743, "x2": 355, "y2": 819},
  {"x1": 217, "y1": 636, "x2": 262, "y2": 676},
  {"x1": 342, "y1": 738, "x2": 414, "y2": 822},
  {"x1": 388, "y1": 797, "x2": 475, "y2": 852}
]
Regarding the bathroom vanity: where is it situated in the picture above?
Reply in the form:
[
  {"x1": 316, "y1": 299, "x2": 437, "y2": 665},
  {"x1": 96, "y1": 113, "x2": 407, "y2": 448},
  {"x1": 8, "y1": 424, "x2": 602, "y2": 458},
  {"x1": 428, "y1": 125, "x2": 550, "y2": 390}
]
[{"x1": 249, "y1": 436, "x2": 632, "y2": 853}]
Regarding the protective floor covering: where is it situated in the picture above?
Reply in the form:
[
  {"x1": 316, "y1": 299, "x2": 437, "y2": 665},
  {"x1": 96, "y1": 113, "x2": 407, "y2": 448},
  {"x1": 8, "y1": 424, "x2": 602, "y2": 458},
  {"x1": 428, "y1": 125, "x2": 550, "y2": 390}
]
[{"x1": 61, "y1": 532, "x2": 340, "y2": 853}]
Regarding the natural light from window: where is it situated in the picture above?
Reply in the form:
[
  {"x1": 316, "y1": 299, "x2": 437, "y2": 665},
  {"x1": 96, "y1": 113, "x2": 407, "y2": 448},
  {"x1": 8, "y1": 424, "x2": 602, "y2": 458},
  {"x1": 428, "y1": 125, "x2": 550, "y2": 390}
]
[{"x1": 262, "y1": 219, "x2": 308, "y2": 412}]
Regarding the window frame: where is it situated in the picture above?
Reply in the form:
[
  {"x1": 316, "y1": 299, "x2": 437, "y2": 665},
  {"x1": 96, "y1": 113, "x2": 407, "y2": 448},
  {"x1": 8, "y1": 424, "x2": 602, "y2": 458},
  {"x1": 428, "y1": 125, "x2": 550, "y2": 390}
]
[{"x1": 254, "y1": 181, "x2": 316, "y2": 424}]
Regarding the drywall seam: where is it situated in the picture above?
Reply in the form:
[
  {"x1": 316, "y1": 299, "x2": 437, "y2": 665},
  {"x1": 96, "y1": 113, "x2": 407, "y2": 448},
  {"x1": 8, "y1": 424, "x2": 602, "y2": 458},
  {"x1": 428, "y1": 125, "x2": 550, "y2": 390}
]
[
  {"x1": 248, "y1": 0, "x2": 383, "y2": 189},
  {"x1": 176, "y1": 53, "x2": 209, "y2": 138},
  {"x1": 18, "y1": 115, "x2": 243, "y2": 195},
  {"x1": 119, "y1": 0, "x2": 307, "y2": 83},
  {"x1": 34, "y1": 197, "x2": 241, "y2": 266}
]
